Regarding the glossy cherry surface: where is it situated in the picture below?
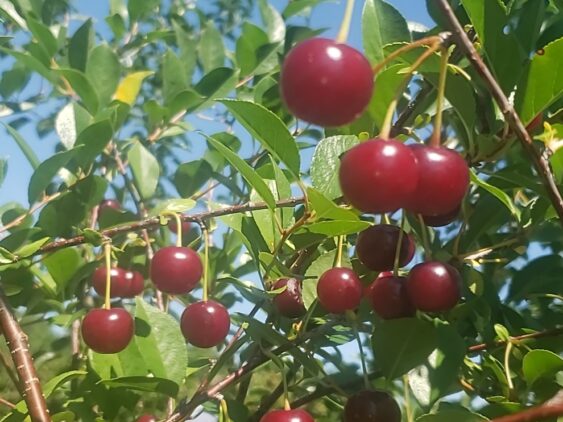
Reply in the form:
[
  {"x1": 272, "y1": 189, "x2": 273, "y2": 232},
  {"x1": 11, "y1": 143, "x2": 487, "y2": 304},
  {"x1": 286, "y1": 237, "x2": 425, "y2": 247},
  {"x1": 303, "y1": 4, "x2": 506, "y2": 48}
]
[
  {"x1": 272, "y1": 278, "x2": 306, "y2": 318},
  {"x1": 344, "y1": 390, "x2": 401, "y2": 422},
  {"x1": 124, "y1": 270, "x2": 145, "y2": 297},
  {"x1": 367, "y1": 274, "x2": 414, "y2": 319},
  {"x1": 81, "y1": 308, "x2": 134, "y2": 354},
  {"x1": 339, "y1": 139, "x2": 419, "y2": 213},
  {"x1": 92, "y1": 267, "x2": 129, "y2": 298},
  {"x1": 168, "y1": 219, "x2": 192, "y2": 235},
  {"x1": 317, "y1": 268, "x2": 363, "y2": 314},
  {"x1": 99, "y1": 199, "x2": 121, "y2": 212},
  {"x1": 135, "y1": 416, "x2": 157, "y2": 422},
  {"x1": 407, "y1": 261, "x2": 461, "y2": 312},
  {"x1": 150, "y1": 246, "x2": 203, "y2": 294},
  {"x1": 260, "y1": 408, "x2": 315, "y2": 422},
  {"x1": 407, "y1": 145, "x2": 469, "y2": 216},
  {"x1": 356, "y1": 225, "x2": 415, "y2": 271},
  {"x1": 421, "y1": 205, "x2": 460, "y2": 227},
  {"x1": 280, "y1": 37, "x2": 373, "y2": 127},
  {"x1": 180, "y1": 300, "x2": 230, "y2": 348}
]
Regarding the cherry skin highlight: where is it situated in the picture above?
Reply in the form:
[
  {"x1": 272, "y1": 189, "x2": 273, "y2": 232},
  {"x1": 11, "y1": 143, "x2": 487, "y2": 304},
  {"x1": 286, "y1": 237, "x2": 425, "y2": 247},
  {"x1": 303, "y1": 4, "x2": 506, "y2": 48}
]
[
  {"x1": 407, "y1": 145, "x2": 469, "y2": 216},
  {"x1": 407, "y1": 261, "x2": 461, "y2": 312},
  {"x1": 123, "y1": 270, "x2": 144, "y2": 297},
  {"x1": 99, "y1": 199, "x2": 121, "y2": 212},
  {"x1": 180, "y1": 300, "x2": 230, "y2": 348},
  {"x1": 81, "y1": 308, "x2": 134, "y2": 354},
  {"x1": 355, "y1": 224, "x2": 415, "y2": 271},
  {"x1": 367, "y1": 274, "x2": 414, "y2": 319},
  {"x1": 421, "y1": 205, "x2": 460, "y2": 227},
  {"x1": 92, "y1": 267, "x2": 129, "y2": 298},
  {"x1": 344, "y1": 390, "x2": 401, "y2": 422},
  {"x1": 317, "y1": 268, "x2": 363, "y2": 314},
  {"x1": 260, "y1": 408, "x2": 315, "y2": 422},
  {"x1": 272, "y1": 278, "x2": 306, "y2": 318},
  {"x1": 280, "y1": 37, "x2": 374, "y2": 127},
  {"x1": 136, "y1": 416, "x2": 157, "y2": 422},
  {"x1": 150, "y1": 246, "x2": 203, "y2": 294},
  {"x1": 339, "y1": 138, "x2": 419, "y2": 213}
]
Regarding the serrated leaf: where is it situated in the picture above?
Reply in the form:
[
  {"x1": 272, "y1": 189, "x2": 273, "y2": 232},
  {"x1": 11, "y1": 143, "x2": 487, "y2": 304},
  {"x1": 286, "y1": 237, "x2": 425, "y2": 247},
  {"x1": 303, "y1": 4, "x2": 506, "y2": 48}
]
[
  {"x1": 128, "y1": 141, "x2": 159, "y2": 199},
  {"x1": 114, "y1": 71, "x2": 153, "y2": 105}
]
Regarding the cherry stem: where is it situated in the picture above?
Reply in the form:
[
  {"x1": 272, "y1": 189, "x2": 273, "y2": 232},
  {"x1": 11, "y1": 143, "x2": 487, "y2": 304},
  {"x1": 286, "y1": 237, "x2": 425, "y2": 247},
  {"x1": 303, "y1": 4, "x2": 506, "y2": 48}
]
[
  {"x1": 392, "y1": 214, "x2": 406, "y2": 277},
  {"x1": 430, "y1": 48, "x2": 450, "y2": 148},
  {"x1": 417, "y1": 214, "x2": 432, "y2": 260},
  {"x1": 372, "y1": 36, "x2": 442, "y2": 75},
  {"x1": 162, "y1": 211, "x2": 183, "y2": 247},
  {"x1": 200, "y1": 220, "x2": 210, "y2": 302},
  {"x1": 219, "y1": 399, "x2": 231, "y2": 422},
  {"x1": 103, "y1": 241, "x2": 112, "y2": 310},
  {"x1": 403, "y1": 375, "x2": 414, "y2": 422},
  {"x1": 336, "y1": 0, "x2": 355, "y2": 44},
  {"x1": 381, "y1": 214, "x2": 391, "y2": 225},
  {"x1": 347, "y1": 311, "x2": 370, "y2": 390},
  {"x1": 504, "y1": 341, "x2": 514, "y2": 392},
  {"x1": 334, "y1": 235, "x2": 345, "y2": 268}
]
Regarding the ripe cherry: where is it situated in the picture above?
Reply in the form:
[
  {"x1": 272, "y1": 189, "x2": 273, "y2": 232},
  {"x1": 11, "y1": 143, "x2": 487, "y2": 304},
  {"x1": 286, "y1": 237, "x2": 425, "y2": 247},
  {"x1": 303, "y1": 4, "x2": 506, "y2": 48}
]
[
  {"x1": 99, "y1": 199, "x2": 121, "y2": 212},
  {"x1": 150, "y1": 246, "x2": 203, "y2": 294},
  {"x1": 421, "y1": 205, "x2": 460, "y2": 227},
  {"x1": 344, "y1": 390, "x2": 401, "y2": 422},
  {"x1": 92, "y1": 267, "x2": 129, "y2": 298},
  {"x1": 260, "y1": 409, "x2": 315, "y2": 422},
  {"x1": 407, "y1": 145, "x2": 469, "y2": 216},
  {"x1": 317, "y1": 268, "x2": 363, "y2": 314},
  {"x1": 280, "y1": 37, "x2": 373, "y2": 127},
  {"x1": 407, "y1": 261, "x2": 461, "y2": 312},
  {"x1": 135, "y1": 416, "x2": 157, "y2": 422},
  {"x1": 81, "y1": 308, "x2": 134, "y2": 354},
  {"x1": 272, "y1": 278, "x2": 306, "y2": 318},
  {"x1": 180, "y1": 300, "x2": 230, "y2": 348},
  {"x1": 366, "y1": 274, "x2": 414, "y2": 319},
  {"x1": 356, "y1": 225, "x2": 415, "y2": 271},
  {"x1": 339, "y1": 138, "x2": 419, "y2": 213},
  {"x1": 168, "y1": 219, "x2": 192, "y2": 235},
  {"x1": 123, "y1": 270, "x2": 144, "y2": 297}
]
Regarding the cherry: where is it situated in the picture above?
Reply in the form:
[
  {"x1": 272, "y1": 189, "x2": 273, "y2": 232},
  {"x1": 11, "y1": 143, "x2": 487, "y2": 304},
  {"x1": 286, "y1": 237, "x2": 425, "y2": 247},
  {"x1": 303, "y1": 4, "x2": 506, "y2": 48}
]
[
  {"x1": 406, "y1": 261, "x2": 461, "y2": 312},
  {"x1": 317, "y1": 268, "x2": 362, "y2": 314},
  {"x1": 99, "y1": 199, "x2": 121, "y2": 212},
  {"x1": 407, "y1": 145, "x2": 469, "y2": 216},
  {"x1": 421, "y1": 205, "x2": 460, "y2": 227},
  {"x1": 339, "y1": 138, "x2": 419, "y2": 213},
  {"x1": 81, "y1": 308, "x2": 134, "y2": 354},
  {"x1": 168, "y1": 219, "x2": 192, "y2": 235},
  {"x1": 180, "y1": 300, "x2": 230, "y2": 348},
  {"x1": 280, "y1": 37, "x2": 373, "y2": 127},
  {"x1": 123, "y1": 270, "x2": 144, "y2": 297},
  {"x1": 366, "y1": 274, "x2": 414, "y2": 319},
  {"x1": 260, "y1": 409, "x2": 315, "y2": 422},
  {"x1": 92, "y1": 267, "x2": 129, "y2": 298},
  {"x1": 344, "y1": 390, "x2": 401, "y2": 422},
  {"x1": 150, "y1": 246, "x2": 203, "y2": 294},
  {"x1": 356, "y1": 225, "x2": 415, "y2": 271},
  {"x1": 135, "y1": 416, "x2": 157, "y2": 422},
  {"x1": 272, "y1": 278, "x2": 306, "y2": 318}
]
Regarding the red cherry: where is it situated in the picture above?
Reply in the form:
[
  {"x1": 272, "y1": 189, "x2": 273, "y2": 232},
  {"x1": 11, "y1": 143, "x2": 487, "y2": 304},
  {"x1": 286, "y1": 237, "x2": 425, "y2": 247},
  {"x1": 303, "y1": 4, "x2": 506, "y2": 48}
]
[
  {"x1": 150, "y1": 246, "x2": 203, "y2": 294},
  {"x1": 260, "y1": 408, "x2": 315, "y2": 422},
  {"x1": 367, "y1": 275, "x2": 414, "y2": 319},
  {"x1": 339, "y1": 139, "x2": 419, "y2": 213},
  {"x1": 407, "y1": 261, "x2": 461, "y2": 312},
  {"x1": 99, "y1": 199, "x2": 121, "y2": 212},
  {"x1": 81, "y1": 308, "x2": 134, "y2": 354},
  {"x1": 280, "y1": 38, "x2": 374, "y2": 127},
  {"x1": 123, "y1": 270, "x2": 144, "y2": 298},
  {"x1": 407, "y1": 145, "x2": 469, "y2": 216},
  {"x1": 356, "y1": 225, "x2": 415, "y2": 271},
  {"x1": 92, "y1": 267, "x2": 129, "y2": 298},
  {"x1": 317, "y1": 268, "x2": 363, "y2": 314},
  {"x1": 272, "y1": 278, "x2": 306, "y2": 318},
  {"x1": 344, "y1": 390, "x2": 401, "y2": 422},
  {"x1": 180, "y1": 300, "x2": 230, "y2": 348},
  {"x1": 421, "y1": 205, "x2": 460, "y2": 227},
  {"x1": 136, "y1": 416, "x2": 157, "y2": 422},
  {"x1": 168, "y1": 219, "x2": 192, "y2": 234}
]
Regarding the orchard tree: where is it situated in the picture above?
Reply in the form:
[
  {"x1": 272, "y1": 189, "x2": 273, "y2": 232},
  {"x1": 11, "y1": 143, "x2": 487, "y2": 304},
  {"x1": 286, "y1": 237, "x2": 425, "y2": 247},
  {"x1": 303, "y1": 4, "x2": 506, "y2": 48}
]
[{"x1": 0, "y1": 0, "x2": 562, "y2": 421}]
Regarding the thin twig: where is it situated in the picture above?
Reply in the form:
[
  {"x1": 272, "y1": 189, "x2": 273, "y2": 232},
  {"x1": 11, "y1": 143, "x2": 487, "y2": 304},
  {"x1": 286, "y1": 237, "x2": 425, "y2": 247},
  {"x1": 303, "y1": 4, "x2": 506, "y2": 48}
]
[
  {"x1": 468, "y1": 327, "x2": 563, "y2": 353},
  {"x1": 0, "y1": 396, "x2": 16, "y2": 409},
  {"x1": 491, "y1": 391, "x2": 563, "y2": 422},
  {"x1": 0, "y1": 192, "x2": 61, "y2": 235}
]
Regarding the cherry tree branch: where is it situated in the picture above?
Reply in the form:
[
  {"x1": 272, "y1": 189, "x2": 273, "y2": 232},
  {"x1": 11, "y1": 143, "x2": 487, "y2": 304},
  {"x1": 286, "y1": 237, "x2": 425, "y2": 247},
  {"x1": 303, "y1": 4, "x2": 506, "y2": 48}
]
[
  {"x1": 467, "y1": 327, "x2": 563, "y2": 353},
  {"x1": 0, "y1": 289, "x2": 51, "y2": 421},
  {"x1": 491, "y1": 391, "x2": 563, "y2": 422},
  {"x1": 435, "y1": 0, "x2": 563, "y2": 223}
]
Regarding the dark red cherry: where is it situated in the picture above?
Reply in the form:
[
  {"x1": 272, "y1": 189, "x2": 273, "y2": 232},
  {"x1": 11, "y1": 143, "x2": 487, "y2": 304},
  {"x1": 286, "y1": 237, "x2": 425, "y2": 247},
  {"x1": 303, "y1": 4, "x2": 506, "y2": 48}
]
[
  {"x1": 367, "y1": 274, "x2": 414, "y2": 319},
  {"x1": 317, "y1": 268, "x2": 363, "y2": 314},
  {"x1": 92, "y1": 267, "x2": 129, "y2": 298},
  {"x1": 260, "y1": 408, "x2": 315, "y2": 422},
  {"x1": 407, "y1": 145, "x2": 469, "y2": 216},
  {"x1": 136, "y1": 416, "x2": 157, "y2": 422},
  {"x1": 150, "y1": 246, "x2": 203, "y2": 294},
  {"x1": 168, "y1": 219, "x2": 192, "y2": 235},
  {"x1": 180, "y1": 300, "x2": 230, "y2": 348},
  {"x1": 99, "y1": 199, "x2": 121, "y2": 212},
  {"x1": 344, "y1": 390, "x2": 401, "y2": 422},
  {"x1": 123, "y1": 270, "x2": 144, "y2": 298},
  {"x1": 272, "y1": 278, "x2": 306, "y2": 318},
  {"x1": 421, "y1": 205, "x2": 460, "y2": 227},
  {"x1": 280, "y1": 37, "x2": 374, "y2": 127},
  {"x1": 407, "y1": 261, "x2": 461, "y2": 312},
  {"x1": 339, "y1": 139, "x2": 419, "y2": 213},
  {"x1": 81, "y1": 308, "x2": 134, "y2": 354},
  {"x1": 356, "y1": 225, "x2": 415, "y2": 271}
]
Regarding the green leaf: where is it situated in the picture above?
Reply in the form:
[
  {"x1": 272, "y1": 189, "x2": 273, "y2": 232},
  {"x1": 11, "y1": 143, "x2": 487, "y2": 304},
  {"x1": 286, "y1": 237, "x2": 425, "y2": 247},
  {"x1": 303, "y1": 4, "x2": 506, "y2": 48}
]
[
  {"x1": 515, "y1": 38, "x2": 563, "y2": 124},
  {"x1": 149, "y1": 198, "x2": 196, "y2": 217},
  {"x1": 114, "y1": 71, "x2": 154, "y2": 105},
  {"x1": 134, "y1": 298, "x2": 187, "y2": 386},
  {"x1": 0, "y1": 0, "x2": 27, "y2": 29},
  {"x1": 127, "y1": 141, "x2": 160, "y2": 199},
  {"x1": 282, "y1": 0, "x2": 327, "y2": 18},
  {"x1": 2, "y1": 122, "x2": 40, "y2": 169},
  {"x1": 55, "y1": 102, "x2": 93, "y2": 150},
  {"x1": 128, "y1": 0, "x2": 160, "y2": 21},
  {"x1": 172, "y1": 21, "x2": 197, "y2": 82},
  {"x1": 417, "y1": 410, "x2": 488, "y2": 422},
  {"x1": 13, "y1": 237, "x2": 49, "y2": 258},
  {"x1": 205, "y1": 135, "x2": 276, "y2": 209},
  {"x1": 43, "y1": 248, "x2": 82, "y2": 291},
  {"x1": 69, "y1": 19, "x2": 94, "y2": 71},
  {"x1": 522, "y1": 349, "x2": 563, "y2": 386},
  {"x1": 74, "y1": 120, "x2": 113, "y2": 167},
  {"x1": 305, "y1": 220, "x2": 371, "y2": 236},
  {"x1": 235, "y1": 23, "x2": 276, "y2": 77},
  {"x1": 220, "y1": 99, "x2": 301, "y2": 177},
  {"x1": 372, "y1": 318, "x2": 438, "y2": 380},
  {"x1": 194, "y1": 68, "x2": 238, "y2": 110},
  {"x1": 368, "y1": 64, "x2": 405, "y2": 128},
  {"x1": 550, "y1": 147, "x2": 563, "y2": 184},
  {"x1": 55, "y1": 68, "x2": 99, "y2": 114},
  {"x1": 100, "y1": 376, "x2": 179, "y2": 397},
  {"x1": 198, "y1": 21, "x2": 225, "y2": 73},
  {"x1": 258, "y1": 0, "x2": 285, "y2": 43},
  {"x1": 311, "y1": 135, "x2": 359, "y2": 199},
  {"x1": 362, "y1": 0, "x2": 410, "y2": 64},
  {"x1": 509, "y1": 255, "x2": 563, "y2": 301},
  {"x1": 0, "y1": 47, "x2": 56, "y2": 83},
  {"x1": 174, "y1": 160, "x2": 213, "y2": 198},
  {"x1": 0, "y1": 159, "x2": 6, "y2": 189},
  {"x1": 163, "y1": 49, "x2": 188, "y2": 104},
  {"x1": 470, "y1": 170, "x2": 520, "y2": 222},
  {"x1": 86, "y1": 44, "x2": 121, "y2": 106},
  {"x1": 27, "y1": 17, "x2": 58, "y2": 57},
  {"x1": 307, "y1": 187, "x2": 359, "y2": 221}
]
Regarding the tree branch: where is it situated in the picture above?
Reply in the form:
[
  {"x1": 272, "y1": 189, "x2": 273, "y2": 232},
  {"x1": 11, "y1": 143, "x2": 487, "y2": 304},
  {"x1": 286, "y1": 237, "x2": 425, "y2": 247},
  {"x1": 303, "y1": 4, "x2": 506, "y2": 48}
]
[
  {"x1": 467, "y1": 327, "x2": 563, "y2": 353},
  {"x1": 435, "y1": 0, "x2": 563, "y2": 224},
  {"x1": 491, "y1": 391, "x2": 563, "y2": 422},
  {"x1": 0, "y1": 289, "x2": 51, "y2": 421}
]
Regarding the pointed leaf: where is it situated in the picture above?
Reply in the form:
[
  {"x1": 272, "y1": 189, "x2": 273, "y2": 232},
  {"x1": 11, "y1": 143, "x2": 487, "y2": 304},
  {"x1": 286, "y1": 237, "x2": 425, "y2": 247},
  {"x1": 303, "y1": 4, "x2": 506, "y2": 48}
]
[
  {"x1": 114, "y1": 71, "x2": 154, "y2": 105},
  {"x1": 128, "y1": 141, "x2": 160, "y2": 199},
  {"x1": 86, "y1": 44, "x2": 121, "y2": 106}
]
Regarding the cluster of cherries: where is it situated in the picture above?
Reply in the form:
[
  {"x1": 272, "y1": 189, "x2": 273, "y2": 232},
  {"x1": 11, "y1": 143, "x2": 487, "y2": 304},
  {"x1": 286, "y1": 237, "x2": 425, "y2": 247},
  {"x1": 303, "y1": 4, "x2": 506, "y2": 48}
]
[{"x1": 81, "y1": 200, "x2": 231, "y2": 356}]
